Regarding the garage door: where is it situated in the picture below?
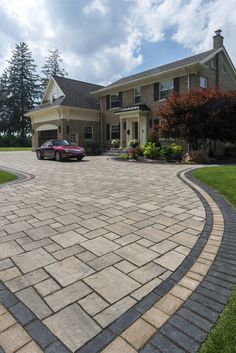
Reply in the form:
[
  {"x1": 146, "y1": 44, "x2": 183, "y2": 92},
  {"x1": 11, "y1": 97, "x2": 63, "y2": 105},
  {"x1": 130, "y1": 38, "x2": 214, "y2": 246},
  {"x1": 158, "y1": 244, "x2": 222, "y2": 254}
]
[{"x1": 38, "y1": 130, "x2": 57, "y2": 146}]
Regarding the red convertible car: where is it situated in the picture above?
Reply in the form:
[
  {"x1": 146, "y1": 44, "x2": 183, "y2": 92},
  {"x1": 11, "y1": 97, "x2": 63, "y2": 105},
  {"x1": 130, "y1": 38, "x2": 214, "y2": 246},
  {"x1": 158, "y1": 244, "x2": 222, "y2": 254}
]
[{"x1": 36, "y1": 139, "x2": 86, "y2": 161}]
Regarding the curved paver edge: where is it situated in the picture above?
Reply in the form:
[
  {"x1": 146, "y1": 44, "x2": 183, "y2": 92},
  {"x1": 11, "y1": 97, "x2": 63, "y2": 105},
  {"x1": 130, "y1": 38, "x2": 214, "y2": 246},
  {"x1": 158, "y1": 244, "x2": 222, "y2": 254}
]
[{"x1": 0, "y1": 166, "x2": 34, "y2": 188}]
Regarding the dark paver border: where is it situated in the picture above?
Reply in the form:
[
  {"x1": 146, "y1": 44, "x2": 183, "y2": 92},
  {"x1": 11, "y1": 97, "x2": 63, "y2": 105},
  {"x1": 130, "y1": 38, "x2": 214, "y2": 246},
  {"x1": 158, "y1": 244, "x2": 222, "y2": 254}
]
[
  {"x1": 0, "y1": 166, "x2": 34, "y2": 187},
  {"x1": 140, "y1": 167, "x2": 236, "y2": 353}
]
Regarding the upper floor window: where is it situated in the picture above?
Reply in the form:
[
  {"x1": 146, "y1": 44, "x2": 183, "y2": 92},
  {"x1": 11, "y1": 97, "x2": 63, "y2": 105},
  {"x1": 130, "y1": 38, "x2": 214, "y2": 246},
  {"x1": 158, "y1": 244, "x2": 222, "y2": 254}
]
[
  {"x1": 134, "y1": 87, "x2": 141, "y2": 104},
  {"x1": 84, "y1": 126, "x2": 93, "y2": 140},
  {"x1": 222, "y1": 64, "x2": 227, "y2": 74},
  {"x1": 160, "y1": 79, "x2": 174, "y2": 99},
  {"x1": 200, "y1": 76, "x2": 208, "y2": 89},
  {"x1": 110, "y1": 93, "x2": 119, "y2": 109}
]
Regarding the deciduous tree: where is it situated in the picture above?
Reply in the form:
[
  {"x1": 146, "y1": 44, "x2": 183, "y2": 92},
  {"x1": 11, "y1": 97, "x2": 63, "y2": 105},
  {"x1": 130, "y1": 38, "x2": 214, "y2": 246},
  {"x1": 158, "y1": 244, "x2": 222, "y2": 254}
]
[{"x1": 158, "y1": 89, "x2": 236, "y2": 150}]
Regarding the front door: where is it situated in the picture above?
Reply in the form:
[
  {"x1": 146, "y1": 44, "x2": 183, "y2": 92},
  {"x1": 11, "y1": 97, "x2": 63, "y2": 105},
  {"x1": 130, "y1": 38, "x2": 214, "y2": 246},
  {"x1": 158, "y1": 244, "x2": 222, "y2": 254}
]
[{"x1": 132, "y1": 122, "x2": 138, "y2": 140}]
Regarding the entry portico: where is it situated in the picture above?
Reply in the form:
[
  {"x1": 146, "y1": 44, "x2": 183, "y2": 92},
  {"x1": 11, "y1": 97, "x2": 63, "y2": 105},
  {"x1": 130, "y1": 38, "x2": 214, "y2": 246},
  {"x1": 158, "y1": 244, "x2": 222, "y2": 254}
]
[{"x1": 115, "y1": 104, "x2": 150, "y2": 147}]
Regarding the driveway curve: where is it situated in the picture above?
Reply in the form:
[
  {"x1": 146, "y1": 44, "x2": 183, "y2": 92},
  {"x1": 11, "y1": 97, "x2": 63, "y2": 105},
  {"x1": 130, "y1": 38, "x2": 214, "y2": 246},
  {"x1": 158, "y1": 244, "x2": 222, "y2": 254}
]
[{"x1": 0, "y1": 153, "x2": 206, "y2": 352}]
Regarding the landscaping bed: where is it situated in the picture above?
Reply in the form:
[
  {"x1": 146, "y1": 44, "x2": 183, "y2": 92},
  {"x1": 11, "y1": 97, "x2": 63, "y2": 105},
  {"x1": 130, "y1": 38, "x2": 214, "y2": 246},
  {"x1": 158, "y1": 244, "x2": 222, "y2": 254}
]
[{"x1": 0, "y1": 170, "x2": 17, "y2": 184}]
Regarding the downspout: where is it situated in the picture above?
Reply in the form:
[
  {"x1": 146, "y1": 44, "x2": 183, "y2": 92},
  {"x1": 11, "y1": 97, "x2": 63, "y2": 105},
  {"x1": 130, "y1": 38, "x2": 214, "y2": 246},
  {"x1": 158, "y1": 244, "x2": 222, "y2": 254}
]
[
  {"x1": 99, "y1": 98, "x2": 103, "y2": 146},
  {"x1": 187, "y1": 74, "x2": 190, "y2": 152}
]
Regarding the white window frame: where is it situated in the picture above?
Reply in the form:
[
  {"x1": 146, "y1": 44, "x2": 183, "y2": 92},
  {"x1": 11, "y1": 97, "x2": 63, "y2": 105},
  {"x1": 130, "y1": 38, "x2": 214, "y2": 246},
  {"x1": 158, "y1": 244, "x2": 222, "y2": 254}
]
[
  {"x1": 211, "y1": 58, "x2": 216, "y2": 69},
  {"x1": 84, "y1": 126, "x2": 93, "y2": 140},
  {"x1": 110, "y1": 93, "x2": 119, "y2": 109},
  {"x1": 222, "y1": 64, "x2": 227, "y2": 74},
  {"x1": 200, "y1": 76, "x2": 208, "y2": 89},
  {"x1": 134, "y1": 87, "x2": 141, "y2": 104},
  {"x1": 160, "y1": 79, "x2": 174, "y2": 99},
  {"x1": 110, "y1": 124, "x2": 120, "y2": 139}
]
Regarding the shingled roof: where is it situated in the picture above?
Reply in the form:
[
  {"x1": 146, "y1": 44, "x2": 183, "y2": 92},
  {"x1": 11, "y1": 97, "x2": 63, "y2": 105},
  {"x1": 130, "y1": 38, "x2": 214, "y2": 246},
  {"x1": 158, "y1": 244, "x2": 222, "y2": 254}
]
[
  {"x1": 105, "y1": 48, "x2": 219, "y2": 89},
  {"x1": 28, "y1": 76, "x2": 104, "y2": 113}
]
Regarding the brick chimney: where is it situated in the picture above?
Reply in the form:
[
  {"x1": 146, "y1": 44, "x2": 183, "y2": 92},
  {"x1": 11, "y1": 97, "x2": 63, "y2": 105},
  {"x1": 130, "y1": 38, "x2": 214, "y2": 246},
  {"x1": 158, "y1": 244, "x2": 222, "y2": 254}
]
[{"x1": 213, "y1": 29, "x2": 224, "y2": 48}]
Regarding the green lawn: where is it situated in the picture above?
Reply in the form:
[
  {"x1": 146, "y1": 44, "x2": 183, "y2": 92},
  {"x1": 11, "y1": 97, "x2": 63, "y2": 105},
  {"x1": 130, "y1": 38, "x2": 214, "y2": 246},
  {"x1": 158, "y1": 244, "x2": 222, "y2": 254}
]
[
  {"x1": 194, "y1": 166, "x2": 236, "y2": 353},
  {"x1": 0, "y1": 147, "x2": 32, "y2": 151},
  {"x1": 0, "y1": 170, "x2": 17, "y2": 184},
  {"x1": 194, "y1": 166, "x2": 236, "y2": 208}
]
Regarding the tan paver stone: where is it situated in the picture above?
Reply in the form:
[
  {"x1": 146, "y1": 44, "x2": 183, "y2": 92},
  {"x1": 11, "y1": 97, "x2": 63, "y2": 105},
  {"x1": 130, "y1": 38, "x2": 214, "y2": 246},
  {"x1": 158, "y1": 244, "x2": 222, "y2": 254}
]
[
  {"x1": 44, "y1": 304, "x2": 101, "y2": 351},
  {"x1": 139, "y1": 203, "x2": 159, "y2": 211},
  {"x1": 154, "y1": 215, "x2": 178, "y2": 226},
  {"x1": 46, "y1": 256, "x2": 94, "y2": 287},
  {"x1": 131, "y1": 278, "x2": 162, "y2": 300},
  {"x1": 163, "y1": 205, "x2": 185, "y2": 215},
  {"x1": 102, "y1": 337, "x2": 137, "y2": 353},
  {"x1": 105, "y1": 222, "x2": 136, "y2": 236},
  {"x1": 178, "y1": 276, "x2": 200, "y2": 290},
  {"x1": 34, "y1": 278, "x2": 60, "y2": 297},
  {"x1": 0, "y1": 304, "x2": 7, "y2": 316},
  {"x1": 142, "y1": 306, "x2": 169, "y2": 328},
  {"x1": 95, "y1": 296, "x2": 136, "y2": 327},
  {"x1": 51, "y1": 244, "x2": 84, "y2": 260},
  {"x1": 25, "y1": 225, "x2": 58, "y2": 240},
  {"x1": 44, "y1": 243, "x2": 62, "y2": 253},
  {"x1": 78, "y1": 218, "x2": 108, "y2": 230},
  {"x1": 87, "y1": 253, "x2": 122, "y2": 271},
  {"x1": 4, "y1": 221, "x2": 32, "y2": 235},
  {"x1": 115, "y1": 234, "x2": 140, "y2": 246},
  {"x1": 76, "y1": 250, "x2": 97, "y2": 262},
  {"x1": 0, "y1": 266, "x2": 21, "y2": 281},
  {"x1": 130, "y1": 262, "x2": 166, "y2": 284},
  {"x1": 114, "y1": 260, "x2": 137, "y2": 274},
  {"x1": 51, "y1": 230, "x2": 86, "y2": 248},
  {"x1": 82, "y1": 236, "x2": 120, "y2": 256},
  {"x1": 191, "y1": 261, "x2": 211, "y2": 275},
  {"x1": 0, "y1": 323, "x2": 31, "y2": 353},
  {"x1": 155, "y1": 293, "x2": 183, "y2": 315},
  {"x1": 171, "y1": 232, "x2": 198, "y2": 248},
  {"x1": 137, "y1": 238, "x2": 154, "y2": 247},
  {"x1": 122, "y1": 318, "x2": 156, "y2": 349},
  {"x1": 22, "y1": 238, "x2": 53, "y2": 251},
  {"x1": 0, "y1": 241, "x2": 23, "y2": 260},
  {"x1": 154, "y1": 250, "x2": 185, "y2": 271},
  {"x1": 35, "y1": 211, "x2": 58, "y2": 221},
  {"x1": 115, "y1": 243, "x2": 157, "y2": 266},
  {"x1": 78, "y1": 292, "x2": 109, "y2": 316},
  {"x1": 151, "y1": 239, "x2": 178, "y2": 254},
  {"x1": 0, "y1": 311, "x2": 16, "y2": 331},
  {"x1": 0, "y1": 258, "x2": 14, "y2": 271},
  {"x1": 16, "y1": 287, "x2": 52, "y2": 319},
  {"x1": 85, "y1": 267, "x2": 139, "y2": 303},
  {"x1": 186, "y1": 271, "x2": 204, "y2": 282},
  {"x1": 5, "y1": 268, "x2": 49, "y2": 292},
  {"x1": 45, "y1": 280, "x2": 92, "y2": 312},
  {"x1": 16, "y1": 341, "x2": 43, "y2": 353},
  {"x1": 174, "y1": 245, "x2": 191, "y2": 256},
  {"x1": 12, "y1": 248, "x2": 55, "y2": 273},
  {"x1": 200, "y1": 251, "x2": 216, "y2": 261},
  {"x1": 135, "y1": 227, "x2": 170, "y2": 243},
  {"x1": 170, "y1": 284, "x2": 192, "y2": 300}
]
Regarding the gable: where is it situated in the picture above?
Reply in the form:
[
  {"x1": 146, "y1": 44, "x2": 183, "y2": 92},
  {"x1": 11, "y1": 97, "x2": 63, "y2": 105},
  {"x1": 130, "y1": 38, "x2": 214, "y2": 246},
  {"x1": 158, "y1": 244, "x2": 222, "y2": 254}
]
[{"x1": 42, "y1": 78, "x2": 65, "y2": 103}]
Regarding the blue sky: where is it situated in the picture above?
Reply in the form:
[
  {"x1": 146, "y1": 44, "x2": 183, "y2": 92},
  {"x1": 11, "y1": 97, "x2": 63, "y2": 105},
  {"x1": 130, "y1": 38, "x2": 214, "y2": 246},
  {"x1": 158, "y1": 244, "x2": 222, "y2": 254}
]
[{"x1": 0, "y1": 0, "x2": 236, "y2": 85}]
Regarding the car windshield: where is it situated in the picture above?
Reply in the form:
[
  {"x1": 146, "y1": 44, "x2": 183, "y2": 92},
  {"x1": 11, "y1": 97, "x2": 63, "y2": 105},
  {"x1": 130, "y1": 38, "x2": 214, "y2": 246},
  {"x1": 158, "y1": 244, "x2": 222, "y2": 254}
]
[{"x1": 52, "y1": 140, "x2": 70, "y2": 146}]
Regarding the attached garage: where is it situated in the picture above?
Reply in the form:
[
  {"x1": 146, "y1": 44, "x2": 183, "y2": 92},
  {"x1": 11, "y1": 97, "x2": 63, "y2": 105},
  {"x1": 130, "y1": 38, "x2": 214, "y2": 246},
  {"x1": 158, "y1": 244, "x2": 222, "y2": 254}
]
[{"x1": 36, "y1": 124, "x2": 58, "y2": 147}]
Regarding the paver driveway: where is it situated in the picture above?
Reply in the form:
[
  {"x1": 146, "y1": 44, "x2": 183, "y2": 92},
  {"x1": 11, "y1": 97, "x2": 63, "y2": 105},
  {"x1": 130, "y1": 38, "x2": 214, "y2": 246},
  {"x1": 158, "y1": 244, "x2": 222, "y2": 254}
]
[{"x1": 0, "y1": 153, "x2": 205, "y2": 352}]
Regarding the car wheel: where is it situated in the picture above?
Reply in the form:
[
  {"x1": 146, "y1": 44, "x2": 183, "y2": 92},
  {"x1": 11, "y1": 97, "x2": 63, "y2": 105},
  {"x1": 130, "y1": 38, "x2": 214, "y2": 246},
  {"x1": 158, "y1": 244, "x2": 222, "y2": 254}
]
[
  {"x1": 77, "y1": 156, "x2": 84, "y2": 161},
  {"x1": 55, "y1": 151, "x2": 62, "y2": 162},
  {"x1": 36, "y1": 151, "x2": 44, "y2": 160}
]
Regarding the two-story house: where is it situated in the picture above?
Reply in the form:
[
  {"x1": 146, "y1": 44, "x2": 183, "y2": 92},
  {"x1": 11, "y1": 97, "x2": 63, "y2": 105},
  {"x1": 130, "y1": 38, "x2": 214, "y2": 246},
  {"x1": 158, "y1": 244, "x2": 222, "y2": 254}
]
[
  {"x1": 93, "y1": 30, "x2": 236, "y2": 149},
  {"x1": 27, "y1": 30, "x2": 236, "y2": 152}
]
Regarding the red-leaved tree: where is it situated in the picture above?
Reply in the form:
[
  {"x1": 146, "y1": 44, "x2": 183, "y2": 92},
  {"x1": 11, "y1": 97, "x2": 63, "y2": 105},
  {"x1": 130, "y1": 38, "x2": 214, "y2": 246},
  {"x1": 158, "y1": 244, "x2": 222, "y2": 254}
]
[{"x1": 158, "y1": 89, "x2": 236, "y2": 150}]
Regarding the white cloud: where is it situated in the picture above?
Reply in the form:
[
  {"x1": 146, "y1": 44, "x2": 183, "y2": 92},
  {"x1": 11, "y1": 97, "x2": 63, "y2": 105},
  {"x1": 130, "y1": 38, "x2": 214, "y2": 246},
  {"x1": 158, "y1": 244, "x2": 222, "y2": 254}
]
[{"x1": 0, "y1": 0, "x2": 235, "y2": 85}]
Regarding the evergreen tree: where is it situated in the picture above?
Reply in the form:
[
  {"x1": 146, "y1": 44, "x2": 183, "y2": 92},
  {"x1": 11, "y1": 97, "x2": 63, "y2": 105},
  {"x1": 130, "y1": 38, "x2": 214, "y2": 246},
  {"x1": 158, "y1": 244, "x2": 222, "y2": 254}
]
[
  {"x1": 0, "y1": 70, "x2": 11, "y2": 135},
  {"x1": 41, "y1": 48, "x2": 68, "y2": 91},
  {"x1": 6, "y1": 42, "x2": 40, "y2": 139}
]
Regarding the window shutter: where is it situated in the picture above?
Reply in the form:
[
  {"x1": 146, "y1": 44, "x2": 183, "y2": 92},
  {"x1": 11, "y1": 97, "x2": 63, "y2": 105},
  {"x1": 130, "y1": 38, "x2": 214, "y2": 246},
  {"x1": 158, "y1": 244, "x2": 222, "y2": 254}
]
[
  {"x1": 118, "y1": 92, "x2": 122, "y2": 107},
  {"x1": 174, "y1": 77, "x2": 180, "y2": 93},
  {"x1": 154, "y1": 83, "x2": 160, "y2": 101},
  {"x1": 106, "y1": 95, "x2": 110, "y2": 110},
  {"x1": 106, "y1": 124, "x2": 110, "y2": 140}
]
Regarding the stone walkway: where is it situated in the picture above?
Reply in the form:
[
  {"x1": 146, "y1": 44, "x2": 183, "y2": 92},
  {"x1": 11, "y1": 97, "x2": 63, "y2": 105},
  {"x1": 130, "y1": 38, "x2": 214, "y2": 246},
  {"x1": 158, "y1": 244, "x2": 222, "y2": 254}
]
[{"x1": 0, "y1": 153, "x2": 235, "y2": 353}]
